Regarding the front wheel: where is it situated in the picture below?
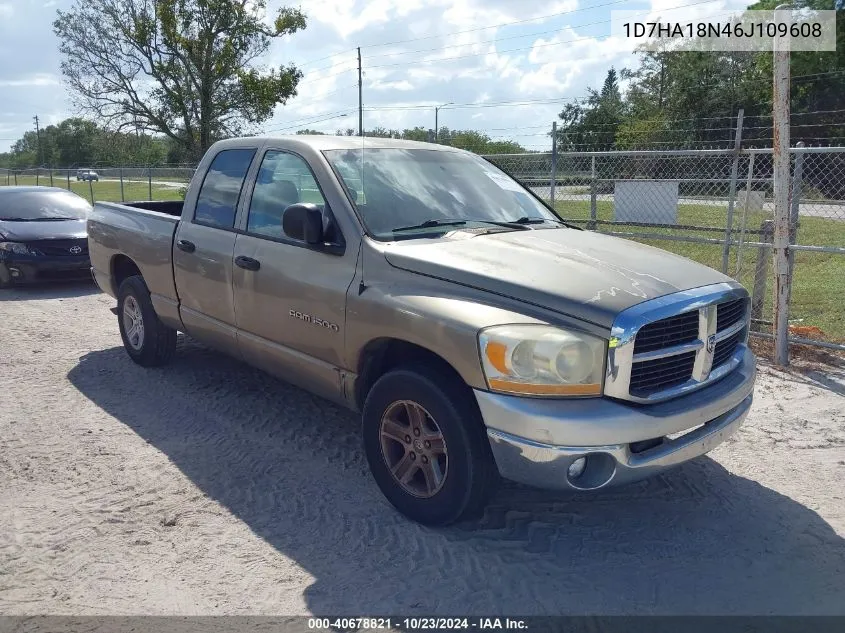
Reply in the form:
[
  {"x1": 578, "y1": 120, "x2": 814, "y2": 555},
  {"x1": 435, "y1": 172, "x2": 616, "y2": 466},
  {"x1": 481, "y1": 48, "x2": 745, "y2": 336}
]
[
  {"x1": 362, "y1": 365, "x2": 498, "y2": 526},
  {"x1": 117, "y1": 275, "x2": 177, "y2": 367}
]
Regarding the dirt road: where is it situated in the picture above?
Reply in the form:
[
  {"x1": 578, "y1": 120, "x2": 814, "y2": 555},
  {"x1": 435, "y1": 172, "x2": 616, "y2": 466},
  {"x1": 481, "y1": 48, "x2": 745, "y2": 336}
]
[{"x1": 1, "y1": 283, "x2": 843, "y2": 615}]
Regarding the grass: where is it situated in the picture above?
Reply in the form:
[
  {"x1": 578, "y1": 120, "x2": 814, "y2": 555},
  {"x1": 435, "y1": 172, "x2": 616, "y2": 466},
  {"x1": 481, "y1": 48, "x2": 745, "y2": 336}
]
[
  {"x1": 2, "y1": 175, "x2": 184, "y2": 202},
  {"x1": 553, "y1": 199, "x2": 845, "y2": 342}
]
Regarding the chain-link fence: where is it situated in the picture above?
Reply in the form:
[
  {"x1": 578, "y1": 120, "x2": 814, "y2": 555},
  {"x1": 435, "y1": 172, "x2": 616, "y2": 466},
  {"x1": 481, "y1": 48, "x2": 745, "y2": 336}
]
[
  {"x1": 486, "y1": 146, "x2": 845, "y2": 350},
  {"x1": 0, "y1": 166, "x2": 194, "y2": 204},
  {"x1": 3, "y1": 147, "x2": 842, "y2": 350}
]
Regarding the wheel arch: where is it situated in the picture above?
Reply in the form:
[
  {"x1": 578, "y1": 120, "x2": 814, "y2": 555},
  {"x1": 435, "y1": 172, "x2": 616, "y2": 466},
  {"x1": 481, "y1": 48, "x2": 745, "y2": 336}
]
[
  {"x1": 111, "y1": 254, "x2": 143, "y2": 291},
  {"x1": 354, "y1": 337, "x2": 473, "y2": 411}
]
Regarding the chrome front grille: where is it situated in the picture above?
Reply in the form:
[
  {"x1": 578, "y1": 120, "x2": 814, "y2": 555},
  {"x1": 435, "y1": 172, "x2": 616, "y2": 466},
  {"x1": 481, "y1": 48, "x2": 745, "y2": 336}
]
[
  {"x1": 716, "y1": 298, "x2": 746, "y2": 332},
  {"x1": 605, "y1": 283, "x2": 750, "y2": 403},
  {"x1": 633, "y1": 311, "x2": 699, "y2": 354},
  {"x1": 629, "y1": 350, "x2": 697, "y2": 396}
]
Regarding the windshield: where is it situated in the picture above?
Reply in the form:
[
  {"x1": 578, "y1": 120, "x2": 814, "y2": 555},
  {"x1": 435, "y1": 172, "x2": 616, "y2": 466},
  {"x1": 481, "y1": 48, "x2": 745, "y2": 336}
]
[
  {"x1": 323, "y1": 148, "x2": 561, "y2": 239},
  {"x1": 0, "y1": 189, "x2": 92, "y2": 221}
]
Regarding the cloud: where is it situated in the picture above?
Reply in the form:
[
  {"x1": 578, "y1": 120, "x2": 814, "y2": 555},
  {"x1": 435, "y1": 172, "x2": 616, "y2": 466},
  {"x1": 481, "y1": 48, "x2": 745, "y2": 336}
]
[
  {"x1": 0, "y1": 73, "x2": 60, "y2": 87},
  {"x1": 1, "y1": 0, "x2": 715, "y2": 153}
]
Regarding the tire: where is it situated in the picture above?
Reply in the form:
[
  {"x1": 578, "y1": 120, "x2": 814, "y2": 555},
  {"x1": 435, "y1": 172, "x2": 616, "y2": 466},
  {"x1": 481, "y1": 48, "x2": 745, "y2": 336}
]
[
  {"x1": 117, "y1": 275, "x2": 177, "y2": 367},
  {"x1": 362, "y1": 364, "x2": 498, "y2": 526},
  {"x1": 0, "y1": 264, "x2": 11, "y2": 289}
]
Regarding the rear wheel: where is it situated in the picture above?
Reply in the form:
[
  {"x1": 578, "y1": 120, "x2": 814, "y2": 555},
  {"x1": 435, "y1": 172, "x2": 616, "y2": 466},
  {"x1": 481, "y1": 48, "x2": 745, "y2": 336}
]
[
  {"x1": 117, "y1": 275, "x2": 176, "y2": 367},
  {"x1": 362, "y1": 364, "x2": 498, "y2": 526}
]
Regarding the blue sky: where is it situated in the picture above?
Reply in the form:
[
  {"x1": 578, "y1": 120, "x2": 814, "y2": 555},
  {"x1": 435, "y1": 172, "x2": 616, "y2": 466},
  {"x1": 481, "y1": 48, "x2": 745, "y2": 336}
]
[{"x1": 0, "y1": 0, "x2": 752, "y2": 155}]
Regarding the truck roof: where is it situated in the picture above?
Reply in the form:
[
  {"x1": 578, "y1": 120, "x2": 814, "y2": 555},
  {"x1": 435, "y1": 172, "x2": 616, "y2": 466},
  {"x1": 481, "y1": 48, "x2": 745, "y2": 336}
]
[{"x1": 211, "y1": 134, "x2": 465, "y2": 153}]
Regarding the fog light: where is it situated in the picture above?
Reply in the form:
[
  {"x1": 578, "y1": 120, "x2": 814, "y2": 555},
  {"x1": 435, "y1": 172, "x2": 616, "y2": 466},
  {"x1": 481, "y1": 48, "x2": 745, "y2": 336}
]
[
  {"x1": 9, "y1": 268, "x2": 21, "y2": 278},
  {"x1": 568, "y1": 457, "x2": 587, "y2": 479}
]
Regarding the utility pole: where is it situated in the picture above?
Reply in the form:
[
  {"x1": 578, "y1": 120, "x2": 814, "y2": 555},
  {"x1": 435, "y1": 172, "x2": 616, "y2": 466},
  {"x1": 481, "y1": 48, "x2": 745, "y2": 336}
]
[
  {"x1": 434, "y1": 103, "x2": 453, "y2": 142},
  {"x1": 550, "y1": 121, "x2": 557, "y2": 207},
  {"x1": 772, "y1": 3, "x2": 792, "y2": 366},
  {"x1": 33, "y1": 115, "x2": 42, "y2": 166},
  {"x1": 357, "y1": 47, "x2": 363, "y2": 137}
]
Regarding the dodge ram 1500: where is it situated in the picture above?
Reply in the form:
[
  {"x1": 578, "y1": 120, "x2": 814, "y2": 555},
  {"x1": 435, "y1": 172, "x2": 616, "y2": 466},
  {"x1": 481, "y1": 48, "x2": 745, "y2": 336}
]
[{"x1": 88, "y1": 136, "x2": 756, "y2": 525}]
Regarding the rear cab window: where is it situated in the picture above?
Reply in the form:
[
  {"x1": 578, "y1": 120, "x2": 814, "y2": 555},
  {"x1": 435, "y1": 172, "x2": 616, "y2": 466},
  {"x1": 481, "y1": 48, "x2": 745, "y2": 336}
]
[{"x1": 194, "y1": 149, "x2": 257, "y2": 229}]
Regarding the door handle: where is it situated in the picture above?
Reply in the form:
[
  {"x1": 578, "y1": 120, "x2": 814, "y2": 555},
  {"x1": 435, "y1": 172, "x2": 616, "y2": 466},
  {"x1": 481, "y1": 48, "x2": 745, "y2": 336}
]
[
  {"x1": 176, "y1": 239, "x2": 196, "y2": 253},
  {"x1": 235, "y1": 255, "x2": 261, "y2": 271}
]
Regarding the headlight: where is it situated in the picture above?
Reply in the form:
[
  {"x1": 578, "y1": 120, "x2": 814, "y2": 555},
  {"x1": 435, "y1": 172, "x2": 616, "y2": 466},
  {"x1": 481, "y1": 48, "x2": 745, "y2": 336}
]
[
  {"x1": 0, "y1": 242, "x2": 31, "y2": 255},
  {"x1": 478, "y1": 325, "x2": 606, "y2": 397}
]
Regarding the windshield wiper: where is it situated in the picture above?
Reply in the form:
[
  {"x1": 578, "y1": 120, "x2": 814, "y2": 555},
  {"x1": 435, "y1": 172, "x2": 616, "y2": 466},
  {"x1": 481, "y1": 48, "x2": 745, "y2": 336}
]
[
  {"x1": 392, "y1": 218, "x2": 533, "y2": 233},
  {"x1": 512, "y1": 216, "x2": 565, "y2": 225},
  {"x1": 0, "y1": 217, "x2": 80, "y2": 222},
  {"x1": 392, "y1": 219, "x2": 468, "y2": 232}
]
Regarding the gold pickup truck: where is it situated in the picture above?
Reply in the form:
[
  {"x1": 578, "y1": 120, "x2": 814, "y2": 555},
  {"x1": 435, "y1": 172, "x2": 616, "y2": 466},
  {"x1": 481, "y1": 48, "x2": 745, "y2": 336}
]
[{"x1": 88, "y1": 136, "x2": 756, "y2": 526}]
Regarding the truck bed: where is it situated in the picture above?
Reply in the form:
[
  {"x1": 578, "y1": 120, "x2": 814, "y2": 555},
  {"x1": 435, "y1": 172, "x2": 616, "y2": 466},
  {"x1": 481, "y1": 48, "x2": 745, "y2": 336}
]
[
  {"x1": 87, "y1": 200, "x2": 181, "y2": 304},
  {"x1": 118, "y1": 200, "x2": 184, "y2": 216}
]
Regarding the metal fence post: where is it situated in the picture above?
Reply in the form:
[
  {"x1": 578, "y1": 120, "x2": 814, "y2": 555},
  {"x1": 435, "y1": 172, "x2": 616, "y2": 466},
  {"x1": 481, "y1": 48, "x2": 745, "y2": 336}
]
[
  {"x1": 36, "y1": 170, "x2": 39, "y2": 186},
  {"x1": 66, "y1": 169, "x2": 70, "y2": 190},
  {"x1": 148, "y1": 167, "x2": 153, "y2": 200},
  {"x1": 751, "y1": 219, "x2": 774, "y2": 327},
  {"x1": 589, "y1": 156, "x2": 597, "y2": 230},
  {"x1": 787, "y1": 142, "x2": 804, "y2": 304},
  {"x1": 734, "y1": 152, "x2": 757, "y2": 277},
  {"x1": 721, "y1": 109, "x2": 744, "y2": 273},
  {"x1": 120, "y1": 168, "x2": 125, "y2": 202},
  {"x1": 13, "y1": 171, "x2": 17, "y2": 185},
  {"x1": 49, "y1": 167, "x2": 54, "y2": 187},
  {"x1": 772, "y1": 3, "x2": 792, "y2": 366},
  {"x1": 88, "y1": 177, "x2": 94, "y2": 204},
  {"x1": 550, "y1": 121, "x2": 557, "y2": 208}
]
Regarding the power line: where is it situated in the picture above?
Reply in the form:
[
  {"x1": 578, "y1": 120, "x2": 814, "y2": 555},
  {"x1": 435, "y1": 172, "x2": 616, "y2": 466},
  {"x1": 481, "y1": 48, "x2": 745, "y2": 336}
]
[
  {"x1": 298, "y1": 48, "x2": 357, "y2": 68},
  {"x1": 359, "y1": 0, "x2": 639, "y2": 60},
  {"x1": 363, "y1": 0, "x2": 732, "y2": 70},
  {"x1": 362, "y1": 0, "x2": 737, "y2": 64},
  {"x1": 263, "y1": 110, "x2": 357, "y2": 134},
  {"x1": 304, "y1": 82, "x2": 359, "y2": 99},
  {"x1": 296, "y1": 65, "x2": 359, "y2": 88},
  {"x1": 296, "y1": 0, "x2": 725, "y2": 77},
  {"x1": 365, "y1": 96, "x2": 587, "y2": 112},
  {"x1": 359, "y1": 0, "x2": 705, "y2": 50}
]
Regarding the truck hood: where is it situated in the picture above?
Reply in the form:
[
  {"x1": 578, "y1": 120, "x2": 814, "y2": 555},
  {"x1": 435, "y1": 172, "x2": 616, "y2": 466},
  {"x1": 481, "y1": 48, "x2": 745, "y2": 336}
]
[
  {"x1": 0, "y1": 218, "x2": 87, "y2": 242},
  {"x1": 383, "y1": 228, "x2": 733, "y2": 328}
]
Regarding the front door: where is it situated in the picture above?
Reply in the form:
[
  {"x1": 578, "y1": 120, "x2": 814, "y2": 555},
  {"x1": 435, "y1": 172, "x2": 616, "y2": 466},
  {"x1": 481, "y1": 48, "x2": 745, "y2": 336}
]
[
  {"x1": 232, "y1": 149, "x2": 357, "y2": 403},
  {"x1": 174, "y1": 147, "x2": 257, "y2": 356}
]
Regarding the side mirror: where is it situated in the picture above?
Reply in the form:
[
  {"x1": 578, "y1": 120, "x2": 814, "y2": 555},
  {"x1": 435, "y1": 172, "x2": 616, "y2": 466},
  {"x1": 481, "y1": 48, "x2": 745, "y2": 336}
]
[{"x1": 282, "y1": 203, "x2": 324, "y2": 244}]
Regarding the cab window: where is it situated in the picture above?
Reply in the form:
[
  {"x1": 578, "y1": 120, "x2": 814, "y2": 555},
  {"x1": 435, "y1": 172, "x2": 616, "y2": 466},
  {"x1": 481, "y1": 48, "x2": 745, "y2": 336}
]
[
  {"x1": 246, "y1": 150, "x2": 328, "y2": 239},
  {"x1": 194, "y1": 149, "x2": 256, "y2": 228}
]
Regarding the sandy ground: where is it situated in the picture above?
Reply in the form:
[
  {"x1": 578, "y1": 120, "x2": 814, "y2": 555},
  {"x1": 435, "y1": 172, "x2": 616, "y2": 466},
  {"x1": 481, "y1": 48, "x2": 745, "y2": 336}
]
[{"x1": 1, "y1": 282, "x2": 843, "y2": 616}]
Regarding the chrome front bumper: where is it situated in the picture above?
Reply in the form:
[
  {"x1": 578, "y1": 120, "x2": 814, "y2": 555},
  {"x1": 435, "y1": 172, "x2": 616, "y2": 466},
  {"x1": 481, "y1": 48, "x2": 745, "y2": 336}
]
[{"x1": 477, "y1": 347, "x2": 756, "y2": 491}]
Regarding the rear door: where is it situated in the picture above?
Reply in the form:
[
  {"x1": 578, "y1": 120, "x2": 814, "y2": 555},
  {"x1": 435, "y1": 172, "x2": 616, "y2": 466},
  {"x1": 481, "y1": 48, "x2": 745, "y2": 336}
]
[
  {"x1": 232, "y1": 148, "x2": 357, "y2": 403},
  {"x1": 174, "y1": 147, "x2": 258, "y2": 356}
]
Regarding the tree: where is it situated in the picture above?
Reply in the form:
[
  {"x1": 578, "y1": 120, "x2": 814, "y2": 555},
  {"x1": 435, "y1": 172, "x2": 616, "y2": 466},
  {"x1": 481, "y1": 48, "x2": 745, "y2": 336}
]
[
  {"x1": 365, "y1": 127, "x2": 396, "y2": 138},
  {"x1": 401, "y1": 127, "x2": 429, "y2": 142},
  {"x1": 53, "y1": 0, "x2": 307, "y2": 162},
  {"x1": 557, "y1": 68, "x2": 626, "y2": 150},
  {"x1": 2, "y1": 117, "x2": 174, "y2": 168}
]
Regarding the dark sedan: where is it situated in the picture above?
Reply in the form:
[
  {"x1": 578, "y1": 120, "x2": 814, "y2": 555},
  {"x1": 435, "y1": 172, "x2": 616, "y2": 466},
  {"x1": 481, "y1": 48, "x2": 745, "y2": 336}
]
[{"x1": 0, "y1": 187, "x2": 93, "y2": 288}]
